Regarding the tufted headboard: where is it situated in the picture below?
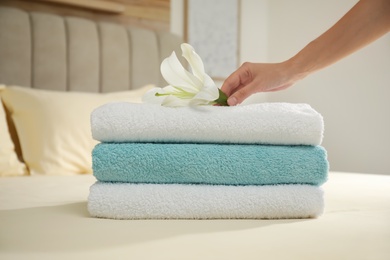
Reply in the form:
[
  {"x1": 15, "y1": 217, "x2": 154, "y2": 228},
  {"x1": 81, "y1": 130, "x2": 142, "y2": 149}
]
[{"x1": 0, "y1": 6, "x2": 182, "y2": 92}]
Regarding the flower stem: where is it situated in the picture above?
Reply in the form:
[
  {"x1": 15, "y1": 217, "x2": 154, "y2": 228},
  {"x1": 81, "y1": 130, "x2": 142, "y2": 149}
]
[{"x1": 215, "y1": 89, "x2": 229, "y2": 106}]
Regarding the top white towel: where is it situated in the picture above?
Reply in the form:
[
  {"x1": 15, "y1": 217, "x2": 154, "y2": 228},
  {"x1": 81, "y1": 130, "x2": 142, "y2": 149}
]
[{"x1": 91, "y1": 102, "x2": 324, "y2": 145}]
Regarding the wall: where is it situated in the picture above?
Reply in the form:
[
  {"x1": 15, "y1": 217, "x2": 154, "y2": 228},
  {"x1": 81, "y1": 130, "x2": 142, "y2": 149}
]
[
  {"x1": 266, "y1": 0, "x2": 390, "y2": 175},
  {"x1": 238, "y1": 0, "x2": 268, "y2": 104},
  {"x1": 171, "y1": 0, "x2": 390, "y2": 174}
]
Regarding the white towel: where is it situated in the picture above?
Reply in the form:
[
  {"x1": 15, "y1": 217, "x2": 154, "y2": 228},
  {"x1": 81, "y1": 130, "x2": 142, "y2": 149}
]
[
  {"x1": 91, "y1": 102, "x2": 324, "y2": 145},
  {"x1": 88, "y1": 182, "x2": 324, "y2": 219}
]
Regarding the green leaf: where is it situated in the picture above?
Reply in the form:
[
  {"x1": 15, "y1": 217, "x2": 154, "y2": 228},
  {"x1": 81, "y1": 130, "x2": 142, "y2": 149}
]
[{"x1": 214, "y1": 89, "x2": 229, "y2": 106}]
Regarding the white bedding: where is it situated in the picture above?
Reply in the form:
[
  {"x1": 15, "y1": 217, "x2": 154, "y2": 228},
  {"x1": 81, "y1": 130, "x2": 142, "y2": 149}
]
[{"x1": 0, "y1": 172, "x2": 389, "y2": 260}]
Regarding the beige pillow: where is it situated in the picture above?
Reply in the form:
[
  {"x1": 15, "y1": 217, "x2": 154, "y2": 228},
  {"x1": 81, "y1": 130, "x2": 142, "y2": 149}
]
[
  {"x1": 0, "y1": 85, "x2": 154, "y2": 175},
  {"x1": 0, "y1": 93, "x2": 28, "y2": 176}
]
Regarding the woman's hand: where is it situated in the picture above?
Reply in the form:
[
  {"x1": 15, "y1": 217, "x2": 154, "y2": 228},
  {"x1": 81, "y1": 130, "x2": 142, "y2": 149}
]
[
  {"x1": 221, "y1": 0, "x2": 390, "y2": 106},
  {"x1": 221, "y1": 61, "x2": 301, "y2": 106}
]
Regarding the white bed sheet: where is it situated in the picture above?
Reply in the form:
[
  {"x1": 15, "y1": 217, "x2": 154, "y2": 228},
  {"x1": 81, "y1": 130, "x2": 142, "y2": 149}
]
[{"x1": 0, "y1": 172, "x2": 389, "y2": 260}]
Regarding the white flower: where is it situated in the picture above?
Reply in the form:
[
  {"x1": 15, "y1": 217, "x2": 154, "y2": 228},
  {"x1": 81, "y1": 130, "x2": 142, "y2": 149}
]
[{"x1": 142, "y1": 43, "x2": 227, "y2": 107}]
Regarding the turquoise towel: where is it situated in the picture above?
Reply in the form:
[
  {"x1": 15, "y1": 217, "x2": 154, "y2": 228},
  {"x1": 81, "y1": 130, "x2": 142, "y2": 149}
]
[{"x1": 92, "y1": 143, "x2": 328, "y2": 186}]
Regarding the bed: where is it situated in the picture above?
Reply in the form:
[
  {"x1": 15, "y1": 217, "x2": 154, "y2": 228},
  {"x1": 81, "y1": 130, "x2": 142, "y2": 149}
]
[
  {"x1": 0, "y1": 5, "x2": 389, "y2": 260},
  {"x1": 0, "y1": 172, "x2": 389, "y2": 259}
]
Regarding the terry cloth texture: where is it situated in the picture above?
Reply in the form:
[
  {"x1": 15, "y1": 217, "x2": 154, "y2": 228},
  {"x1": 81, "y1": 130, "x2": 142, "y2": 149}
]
[
  {"x1": 88, "y1": 182, "x2": 324, "y2": 219},
  {"x1": 92, "y1": 142, "x2": 328, "y2": 186},
  {"x1": 91, "y1": 102, "x2": 324, "y2": 145}
]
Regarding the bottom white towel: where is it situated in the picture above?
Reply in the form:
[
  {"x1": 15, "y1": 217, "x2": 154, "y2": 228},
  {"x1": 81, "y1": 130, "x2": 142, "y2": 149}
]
[{"x1": 88, "y1": 182, "x2": 324, "y2": 219}]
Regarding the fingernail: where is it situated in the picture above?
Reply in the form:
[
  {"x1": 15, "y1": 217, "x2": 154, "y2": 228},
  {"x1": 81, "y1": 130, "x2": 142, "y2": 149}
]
[{"x1": 228, "y1": 97, "x2": 238, "y2": 106}]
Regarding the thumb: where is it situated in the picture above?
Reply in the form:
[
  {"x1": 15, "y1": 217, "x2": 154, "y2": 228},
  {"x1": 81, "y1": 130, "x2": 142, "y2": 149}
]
[{"x1": 227, "y1": 85, "x2": 255, "y2": 106}]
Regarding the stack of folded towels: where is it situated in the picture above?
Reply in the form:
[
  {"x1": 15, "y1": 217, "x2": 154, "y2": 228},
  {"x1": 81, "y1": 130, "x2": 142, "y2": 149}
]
[{"x1": 88, "y1": 102, "x2": 328, "y2": 219}]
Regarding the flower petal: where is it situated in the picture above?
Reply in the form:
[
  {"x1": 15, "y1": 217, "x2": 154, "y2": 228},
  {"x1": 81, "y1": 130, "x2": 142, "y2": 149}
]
[
  {"x1": 181, "y1": 43, "x2": 206, "y2": 83},
  {"x1": 161, "y1": 51, "x2": 203, "y2": 92},
  {"x1": 161, "y1": 95, "x2": 192, "y2": 107},
  {"x1": 159, "y1": 85, "x2": 180, "y2": 94},
  {"x1": 193, "y1": 85, "x2": 219, "y2": 102},
  {"x1": 203, "y1": 73, "x2": 216, "y2": 88},
  {"x1": 189, "y1": 98, "x2": 214, "y2": 106},
  {"x1": 142, "y1": 87, "x2": 165, "y2": 105}
]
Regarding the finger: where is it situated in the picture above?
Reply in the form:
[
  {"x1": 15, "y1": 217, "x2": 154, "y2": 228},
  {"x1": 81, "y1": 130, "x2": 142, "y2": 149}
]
[
  {"x1": 221, "y1": 64, "x2": 252, "y2": 96},
  {"x1": 227, "y1": 83, "x2": 257, "y2": 106},
  {"x1": 220, "y1": 72, "x2": 241, "y2": 97}
]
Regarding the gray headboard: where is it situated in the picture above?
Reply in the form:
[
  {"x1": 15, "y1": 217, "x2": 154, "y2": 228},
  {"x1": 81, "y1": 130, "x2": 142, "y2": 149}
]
[{"x1": 0, "y1": 6, "x2": 182, "y2": 92}]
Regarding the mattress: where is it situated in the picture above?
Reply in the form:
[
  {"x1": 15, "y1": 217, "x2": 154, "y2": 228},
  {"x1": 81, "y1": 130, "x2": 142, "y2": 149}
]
[{"x1": 0, "y1": 171, "x2": 389, "y2": 260}]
